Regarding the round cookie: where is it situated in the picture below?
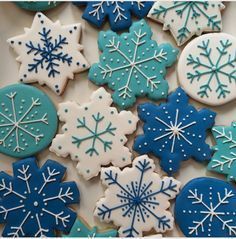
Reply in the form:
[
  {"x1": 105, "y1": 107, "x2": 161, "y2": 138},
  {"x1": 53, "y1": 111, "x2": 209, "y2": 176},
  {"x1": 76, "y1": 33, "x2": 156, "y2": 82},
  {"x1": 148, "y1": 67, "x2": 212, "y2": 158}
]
[
  {"x1": 178, "y1": 33, "x2": 236, "y2": 106},
  {"x1": 0, "y1": 84, "x2": 58, "y2": 158},
  {"x1": 15, "y1": 1, "x2": 61, "y2": 12}
]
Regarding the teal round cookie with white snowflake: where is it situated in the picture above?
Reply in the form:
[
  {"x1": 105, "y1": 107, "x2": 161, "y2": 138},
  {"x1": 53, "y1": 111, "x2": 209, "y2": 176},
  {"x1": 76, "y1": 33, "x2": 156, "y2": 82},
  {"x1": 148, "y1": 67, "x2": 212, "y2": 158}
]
[
  {"x1": 0, "y1": 84, "x2": 58, "y2": 158},
  {"x1": 15, "y1": 2, "x2": 61, "y2": 12},
  {"x1": 178, "y1": 33, "x2": 236, "y2": 106}
]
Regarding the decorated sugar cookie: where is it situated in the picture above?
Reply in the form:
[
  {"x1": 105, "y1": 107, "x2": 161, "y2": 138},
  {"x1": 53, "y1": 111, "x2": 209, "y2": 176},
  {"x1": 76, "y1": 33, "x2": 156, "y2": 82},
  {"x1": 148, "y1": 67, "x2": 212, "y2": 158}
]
[
  {"x1": 178, "y1": 33, "x2": 236, "y2": 106},
  {"x1": 8, "y1": 13, "x2": 89, "y2": 95},
  {"x1": 0, "y1": 84, "x2": 57, "y2": 158},
  {"x1": 208, "y1": 122, "x2": 236, "y2": 182},
  {"x1": 148, "y1": 1, "x2": 225, "y2": 46},
  {"x1": 95, "y1": 155, "x2": 181, "y2": 237},
  {"x1": 73, "y1": 1, "x2": 153, "y2": 31},
  {"x1": 0, "y1": 156, "x2": 80, "y2": 237},
  {"x1": 50, "y1": 87, "x2": 138, "y2": 180},
  {"x1": 175, "y1": 177, "x2": 236, "y2": 237},
  {"x1": 89, "y1": 20, "x2": 178, "y2": 109},
  {"x1": 15, "y1": 1, "x2": 61, "y2": 12},
  {"x1": 133, "y1": 87, "x2": 216, "y2": 175}
]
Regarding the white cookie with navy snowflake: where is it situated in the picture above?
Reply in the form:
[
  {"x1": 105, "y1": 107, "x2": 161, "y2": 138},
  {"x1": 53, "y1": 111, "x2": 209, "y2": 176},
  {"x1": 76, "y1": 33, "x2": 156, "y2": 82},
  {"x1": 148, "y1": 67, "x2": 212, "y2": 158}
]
[
  {"x1": 8, "y1": 12, "x2": 89, "y2": 95},
  {"x1": 178, "y1": 33, "x2": 236, "y2": 106},
  {"x1": 134, "y1": 87, "x2": 216, "y2": 175},
  {"x1": 148, "y1": 1, "x2": 225, "y2": 46},
  {"x1": 50, "y1": 87, "x2": 138, "y2": 180},
  {"x1": 94, "y1": 155, "x2": 181, "y2": 237}
]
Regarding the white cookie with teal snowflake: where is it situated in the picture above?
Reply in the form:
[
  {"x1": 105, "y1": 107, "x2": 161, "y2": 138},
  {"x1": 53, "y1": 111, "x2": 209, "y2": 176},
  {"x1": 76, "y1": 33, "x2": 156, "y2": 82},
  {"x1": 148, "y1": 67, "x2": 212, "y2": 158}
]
[
  {"x1": 178, "y1": 33, "x2": 236, "y2": 106},
  {"x1": 148, "y1": 1, "x2": 225, "y2": 46}
]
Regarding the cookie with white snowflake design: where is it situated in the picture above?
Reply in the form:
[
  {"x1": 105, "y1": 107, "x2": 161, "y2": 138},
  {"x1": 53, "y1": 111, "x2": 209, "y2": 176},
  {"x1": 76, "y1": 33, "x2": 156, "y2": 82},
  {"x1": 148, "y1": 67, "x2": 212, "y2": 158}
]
[
  {"x1": 178, "y1": 33, "x2": 236, "y2": 106},
  {"x1": 94, "y1": 155, "x2": 181, "y2": 237},
  {"x1": 0, "y1": 156, "x2": 80, "y2": 237},
  {"x1": 0, "y1": 84, "x2": 58, "y2": 158},
  {"x1": 8, "y1": 12, "x2": 89, "y2": 95},
  {"x1": 15, "y1": 2, "x2": 61, "y2": 11},
  {"x1": 50, "y1": 87, "x2": 138, "y2": 180},
  {"x1": 133, "y1": 87, "x2": 216, "y2": 175},
  {"x1": 175, "y1": 177, "x2": 236, "y2": 237},
  {"x1": 148, "y1": 1, "x2": 225, "y2": 46}
]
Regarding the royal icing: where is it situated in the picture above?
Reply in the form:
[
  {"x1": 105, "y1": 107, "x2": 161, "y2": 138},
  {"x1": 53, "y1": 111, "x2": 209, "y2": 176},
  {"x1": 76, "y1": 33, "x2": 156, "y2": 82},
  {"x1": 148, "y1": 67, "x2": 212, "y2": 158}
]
[
  {"x1": 0, "y1": 84, "x2": 58, "y2": 158},
  {"x1": 133, "y1": 87, "x2": 216, "y2": 175},
  {"x1": 178, "y1": 33, "x2": 236, "y2": 106},
  {"x1": 148, "y1": 1, "x2": 225, "y2": 46},
  {"x1": 8, "y1": 12, "x2": 89, "y2": 95},
  {"x1": 50, "y1": 87, "x2": 138, "y2": 180},
  {"x1": 94, "y1": 155, "x2": 181, "y2": 237},
  {"x1": 15, "y1": 1, "x2": 61, "y2": 12}
]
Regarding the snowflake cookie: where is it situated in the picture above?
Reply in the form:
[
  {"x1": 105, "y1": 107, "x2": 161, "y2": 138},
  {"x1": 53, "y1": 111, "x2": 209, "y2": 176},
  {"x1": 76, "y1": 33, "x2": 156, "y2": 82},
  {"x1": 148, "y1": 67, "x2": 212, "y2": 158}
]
[
  {"x1": 73, "y1": 1, "x2": 153, "y2": 32},
  {"x1": 89, "y1": 20, "x2": 179, "y2": 109},
  {"x1": 50, "y1": 87, "x2": 138, "y2": 180},
  {"x1": 8, "y1": 12, "x2": 89, "y2": 95},
  {"x1": 0, "y1": 156, "x2": 80, "y2": 237},
  {"x1": 175, "y1": 177, "x2": 236, "y2": 237},
  {"x1": 207, "y1": 122, "x2": 236, "y2": 182},
  {"x1": 94, "y1": 155, "x2": 181, "y2": 237},
  {"x1": 148, "y1": 1, "x2": 225, "y2": 46},
  {"x1": 178, "y1": 33, "x2": 236, "y2": 106},
  {"x1": 0, "y1": 84, "x2": 58, "y2": 158},
  {"x1": 15, "y1": 2, "x2": 61, "y2": 11},
  {"x1": 133, "y1": 87, "x2": 216, "y2": 175}
]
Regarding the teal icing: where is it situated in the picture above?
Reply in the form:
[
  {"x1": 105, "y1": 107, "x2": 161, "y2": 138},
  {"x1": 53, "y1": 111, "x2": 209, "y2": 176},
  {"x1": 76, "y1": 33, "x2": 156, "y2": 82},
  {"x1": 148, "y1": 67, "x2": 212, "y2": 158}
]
[{"x1": 15, "y1": 1, "x2": 61, "y2": 11}]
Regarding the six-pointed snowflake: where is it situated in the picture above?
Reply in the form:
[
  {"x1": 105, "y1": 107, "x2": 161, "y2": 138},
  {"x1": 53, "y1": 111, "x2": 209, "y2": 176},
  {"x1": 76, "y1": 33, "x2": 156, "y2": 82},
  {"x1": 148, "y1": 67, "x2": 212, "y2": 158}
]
[
  {"x1": 208, "y1": 122, "x2": 236, "y2": 182},
  {"x1": 148, "y1": 1, "x2": 225, "y2": 46},
  {"x1": 50, "y1": 87, "x2": 138, "y2": 180},
  {"x1": 0, "y1": 157, "x2": 80, "y2": 237},
  {"x1": 134, "y1": 87, "x2": 216, "y2": 175},
  {"x1": 8, "y1": 12, "x2": 89, "y2": 95},
  {"x1": 89, "y1": 20, "x2": 178, "y2": 109},
  {"x1": 95, "y1": 155, "x2": 181, "y2": 237}
]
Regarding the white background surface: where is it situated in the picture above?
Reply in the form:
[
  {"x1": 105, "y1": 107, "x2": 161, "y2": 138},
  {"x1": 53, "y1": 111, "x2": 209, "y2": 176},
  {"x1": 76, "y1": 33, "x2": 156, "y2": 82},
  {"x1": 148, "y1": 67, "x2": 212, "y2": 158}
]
[{"x1": 0, "y1": 1, "x2": 235, "y2": 237}]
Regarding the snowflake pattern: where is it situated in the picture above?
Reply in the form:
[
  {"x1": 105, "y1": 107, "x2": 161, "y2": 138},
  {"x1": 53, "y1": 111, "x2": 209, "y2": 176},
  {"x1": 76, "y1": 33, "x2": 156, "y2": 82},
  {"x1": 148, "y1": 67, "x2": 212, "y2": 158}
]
[
  {"x1": 74, "y1": 1, "x2": 153, "y2": 31},
  {"x1": 133, "y1": 87, "x2": 216, "y2": 175},
  {"x1": 89, "y1": 20, "x2": 178, "y2": 109},
  {"x1": 178, "y1": 33, "x2": 236, "y2": 106},
  {"x1": 0, "y1": 157, "x2": 80, "y2": 237},
  {"x1": 175, "y1": 177, "x2": 236, "y2": 237},
  {"x1": 208, "y1": 122, "x2": 236, "y2": 182},
  {"x1": 148, "y1": 1, "x2": 225, "y2": 46},
  {"x1": 8, "y1": 13, "x2": 89, "y2": 95},
  {"x1": 94, "y1": 155, "x2": 181, "y2": 237},
  {"x1": 0, "y1": 84, "x2": 58, "y2": 158},
  {"x1": 50, "y1": 87, "x2": 138, "y2": 180}
]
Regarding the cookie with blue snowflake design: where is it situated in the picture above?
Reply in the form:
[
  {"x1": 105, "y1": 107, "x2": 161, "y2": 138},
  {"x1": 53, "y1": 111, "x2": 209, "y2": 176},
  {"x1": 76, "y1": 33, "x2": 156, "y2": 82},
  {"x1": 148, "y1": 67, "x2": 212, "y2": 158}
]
[
  {"x1": 148, "y1": 1, "x2": 225, "y2": 46},
  {"x1": 73, "y1": 1, "x2": 153, "y2": 31},
  {"x1": 175, "y1": 177, "x2": 236, "y2": 237},
  {"x1": 8, "y1": 12, "x2": 89, "y2": 95},
  {"x1": 15, "y1": 2, "x2": 61, "y2": 11},
  {"x1": 0, "y1": 84, "x2": 58, "y2": 158},
  {"x1": 133, "y1": 87, "x2": 216, "y2": 175},
  {"x1": 89, "y1": 20, "x2": 178, "y2": 109},
  {"x1": 0, "y1": 156, "x2": 80, "y2": 237},
  {"x1": 95, "y1": 155, "x2": 181, "y2": 237}
]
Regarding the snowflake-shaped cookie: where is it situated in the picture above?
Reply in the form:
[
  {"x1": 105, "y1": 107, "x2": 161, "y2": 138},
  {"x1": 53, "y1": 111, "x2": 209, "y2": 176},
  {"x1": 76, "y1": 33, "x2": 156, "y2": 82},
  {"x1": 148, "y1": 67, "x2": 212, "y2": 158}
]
[
  {"x1": 95, "y1": 155, "x2": 180, "y2": 237},
  {"x1": 148, "y1": 1, "x2": 225, "y2": 46},
  {"x1": 175, "y1": 177, "x2": 236, "y2": 237},
  {"x1": 50, "y1": 87, "x2": 138, "y2": 180},
  {"x1": 8, "y1": 12, "x2": 89, "y2": 95},
  {"x1": 178, "y1": 33, "x2": 236, "y2": 106},
  {"x1": 89, "y1": 20, "x2": 178, "y2": 109},
  {"x1": 0, "y1": 156, "x2": 80, "y2": 237},
  {"x1": 207, "y1": 122, "x2": 236, "y2": 182},
  {"x1": 0, "y1": 84, "x2": 58, "y2": 158},
  {"x1": 133, "y1": 87, "x2": 216, "y2": 175},
  {"x1": 74, "y1": 1, "x2": 153, "y2": 31}
]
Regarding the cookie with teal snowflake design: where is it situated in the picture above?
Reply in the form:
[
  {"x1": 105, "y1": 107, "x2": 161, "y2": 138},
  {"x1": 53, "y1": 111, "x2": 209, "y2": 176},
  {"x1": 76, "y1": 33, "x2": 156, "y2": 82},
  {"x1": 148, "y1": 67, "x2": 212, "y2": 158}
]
[
  {"x1": 89, "y1": 19, "x2": 178, "y2": 109},
  {"x1": 15, "y1": 2, "x2": 61, "y2": 11}
]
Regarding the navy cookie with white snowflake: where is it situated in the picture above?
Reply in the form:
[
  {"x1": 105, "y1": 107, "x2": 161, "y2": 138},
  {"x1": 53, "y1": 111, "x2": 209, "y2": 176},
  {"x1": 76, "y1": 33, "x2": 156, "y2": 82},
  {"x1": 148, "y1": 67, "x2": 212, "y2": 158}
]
[
  {"x1": 0, "y1": 84, "x2": 58, "y2": 158},
  {"x1": 15, "y1": 2, "x2": 61, "y2": 11},
  {"x1": 175, "y1": 177, "x2": 236, "y2": 237},
  {"x1": 74, "y1": 1, "x2": 153, "y2": 31},
  {"x1": 133, "y1": 87, "x2": 216, "y2": 175},
  {"x1": 0, "y1": 156, "x2": 80, "y2": 237}
]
